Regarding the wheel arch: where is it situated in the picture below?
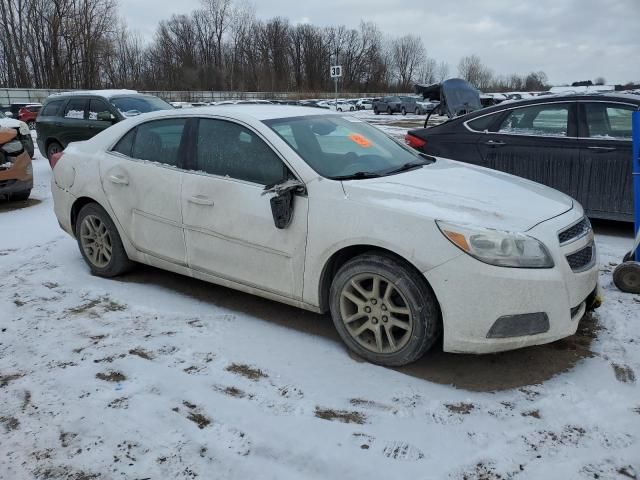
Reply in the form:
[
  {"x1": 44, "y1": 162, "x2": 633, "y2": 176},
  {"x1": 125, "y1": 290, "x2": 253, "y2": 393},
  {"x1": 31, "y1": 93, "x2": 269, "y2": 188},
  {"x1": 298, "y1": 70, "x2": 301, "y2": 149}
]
[
  {"x1": 317, "y1": 244, "x2": 441, "y2": 316},
  {"x1": 70, "y1": 196, "x2": 107, "y2": 236}
]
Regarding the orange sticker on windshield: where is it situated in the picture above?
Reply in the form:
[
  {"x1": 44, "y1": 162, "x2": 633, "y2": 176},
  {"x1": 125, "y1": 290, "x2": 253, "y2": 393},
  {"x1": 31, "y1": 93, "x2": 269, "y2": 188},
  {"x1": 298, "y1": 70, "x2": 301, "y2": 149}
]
[{"x1": 348, "y1": 133, "x2": 372, "y2": 148}]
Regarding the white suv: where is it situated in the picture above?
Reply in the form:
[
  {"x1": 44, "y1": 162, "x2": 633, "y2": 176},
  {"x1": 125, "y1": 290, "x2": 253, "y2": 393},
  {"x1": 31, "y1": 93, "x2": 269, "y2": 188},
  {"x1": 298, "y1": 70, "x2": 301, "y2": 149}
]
[{"x1": 51, "y1": 106, "x2": 599, "y2": 366}]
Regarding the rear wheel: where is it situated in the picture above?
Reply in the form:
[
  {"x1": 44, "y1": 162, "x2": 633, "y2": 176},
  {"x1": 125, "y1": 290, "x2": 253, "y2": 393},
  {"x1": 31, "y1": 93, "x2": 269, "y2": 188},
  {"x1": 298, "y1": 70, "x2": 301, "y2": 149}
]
[
  {"x1": 374, "y1": 108, "x2": 379, "y2": 115},
  {"x1": 329, "y1": 252, "x2": 441, "y2": 366},
  {"x1": 46, "y1": 141, "x2": 63, "y2": 164},
  {"x1": 386, "y1": 107, "x2": 392, "y2": 115},
  {"x1": 414, "y1": 108, "x2": 420, "y2": 115},
  {"x1": 76, "y1": 203, "x2": 134, "y2": 277},
  {"x1": 401, "y1": 107, "x2": 407, "y2": 115}
]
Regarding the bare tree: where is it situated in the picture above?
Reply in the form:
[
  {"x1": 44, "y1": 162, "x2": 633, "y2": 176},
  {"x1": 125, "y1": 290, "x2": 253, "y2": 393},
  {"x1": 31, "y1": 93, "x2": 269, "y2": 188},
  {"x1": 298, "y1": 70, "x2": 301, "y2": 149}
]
[
  {"x1": 436, "y1": 60, "x2": 449, "y2": 82},
  {"x1": 457, "y1": 54, "x2": 493, "y2": 90},
  {"x1": 390, "y1": 35, "x2": 425, "y2": 90}
]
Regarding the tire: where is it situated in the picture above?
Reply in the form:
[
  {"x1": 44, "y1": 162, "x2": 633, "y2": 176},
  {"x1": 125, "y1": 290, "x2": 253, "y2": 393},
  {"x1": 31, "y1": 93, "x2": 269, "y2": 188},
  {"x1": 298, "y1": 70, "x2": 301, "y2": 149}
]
[
  {"x1": 11, "y1": 190, "x2": 30, "y2": 201},
  {"x1": 623, "y1": 251, "x2": 635, "y2": 263},
  {"x1": 613, "y1": 262, "x2": 640, "y2": 294},
  {"x1": 401, "y1": 107, "x2": 407, "y2": 115},
  {"x1": 337, "y1": 108, "x2": 342, "y2": 112},
  {"x1": 46, "y1": 141, "x2": 63, "y2": 164},
  {"x1": 386, "y1": 107, "x2": 392, "y2": 115},
  {"x1": 27, "y1": 121, "x2": 36, "y2": 130},
  {"x1": 329, "y1": 252, "x2": 441, "y2": 366},
  {"x1": 374, "y1": 108, "x2": 380, "y2": 115},
  {"x1": 75, "y1": 203, "x2": 134, "y2": 278},
  {"x1": 414, "y1": 108, "x2": 420, "y2": 115}
]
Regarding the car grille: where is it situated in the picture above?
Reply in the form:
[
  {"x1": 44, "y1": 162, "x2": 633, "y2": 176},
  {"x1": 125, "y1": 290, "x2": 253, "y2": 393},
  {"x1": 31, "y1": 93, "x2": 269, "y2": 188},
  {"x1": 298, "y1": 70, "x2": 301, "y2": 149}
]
[
  {"x1": 0, "y1": 179, "x2": 17, "y2": 188},
  {"x1": 566, "y1": 243, "x2": 595, "y2": 272},
  {"x1": 558, "y1": 217, "x2": 591, "y2": 245}
]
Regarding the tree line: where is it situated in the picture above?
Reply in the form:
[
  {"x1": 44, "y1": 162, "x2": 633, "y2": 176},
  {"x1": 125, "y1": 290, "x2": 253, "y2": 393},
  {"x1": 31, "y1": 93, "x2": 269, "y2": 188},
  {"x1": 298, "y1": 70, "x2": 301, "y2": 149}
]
[{"x1": 0, "y1": 0, "x2": 606, "y2": 94}]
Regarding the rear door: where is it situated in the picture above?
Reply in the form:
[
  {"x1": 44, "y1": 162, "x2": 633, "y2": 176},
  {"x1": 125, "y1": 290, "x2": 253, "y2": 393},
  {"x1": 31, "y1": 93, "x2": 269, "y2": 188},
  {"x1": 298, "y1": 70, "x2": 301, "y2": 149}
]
[
  {"x1": 100, "y1": 118, "x2": 189, "y2": 265},
  {"x1": 578, "y1": 101, "x2": 635, "y2": 221},
  {"x1": 59, "y1": 97, "x2": 90, "y2": 147},
  {"x1": 475, "y1": 101, "x2": 584, "y2": 200},
  {"x1": 181, "y1": 117, "x2": 308, "y2": 298}
]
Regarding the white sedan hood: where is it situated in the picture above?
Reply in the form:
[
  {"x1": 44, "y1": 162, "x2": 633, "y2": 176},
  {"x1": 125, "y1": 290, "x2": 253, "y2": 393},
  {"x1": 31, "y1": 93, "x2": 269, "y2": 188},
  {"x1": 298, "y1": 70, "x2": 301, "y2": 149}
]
[
  {"x1": 342, "y1": 158, "x2": 574, "y2": 232},
  {"x1": 0, "y1": 117, "x2": 30, "y2": 135}
]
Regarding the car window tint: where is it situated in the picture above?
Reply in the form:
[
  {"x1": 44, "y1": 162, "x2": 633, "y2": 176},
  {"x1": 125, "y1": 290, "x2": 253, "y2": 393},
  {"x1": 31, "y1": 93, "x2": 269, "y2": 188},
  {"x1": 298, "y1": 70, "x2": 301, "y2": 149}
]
[
  {"x1": 194, "y1": 119, "x2": 285, "y2": 185},
  {"x1": 89, "y1": 99, "x2": 111, "y2": 121},
  {"x1": 41, "y1": 100, "x2": 64, "y2": 116},
  {"x1": 467, "y1": 113, "x2": 498, "y2": 132},
  {"x1": 131, "y1": 118, "x2": 186, "y2": 166},
  {"x1": 112, "y1": 128, "x2": 136, "y2": 157},
  {"x1": 63, "y1": 98, "x2": 86, "y2": 119},
  {"x1": 585, "y1": 103, "x2": 633, "y2": 140},
  {"x1": 498, "y1": 103, "x2": 569, "y2": 137}
]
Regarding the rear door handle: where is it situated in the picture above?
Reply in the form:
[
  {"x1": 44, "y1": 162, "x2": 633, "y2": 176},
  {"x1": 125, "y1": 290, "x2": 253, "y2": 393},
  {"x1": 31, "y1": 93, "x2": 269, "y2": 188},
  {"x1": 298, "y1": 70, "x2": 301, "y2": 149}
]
[
  {"x1": 485, "y1": 140, "x2": 506, "y2": 147},
  {"x1": 587, "y1": 146, "x2": 616, "y2": 152},
  {"x1": 108, "y1": 174, "x2": 129, "y2": 185},
  {"x1": 188, "y1": 195, "x2": 214, "y2": 206}
]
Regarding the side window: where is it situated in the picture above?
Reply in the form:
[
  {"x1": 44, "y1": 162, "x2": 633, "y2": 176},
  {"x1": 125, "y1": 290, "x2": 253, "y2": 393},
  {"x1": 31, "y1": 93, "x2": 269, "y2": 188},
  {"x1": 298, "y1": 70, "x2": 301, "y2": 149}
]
[
  {"x1": 41, "y1": 99, "x2": 65, "y2": 117},
  {"x1": 497, "y1": 103, "x2": 570, "y2": 137},
  {"x1": 112, "y1": 129, "x2": 136, "y2": 157},
  {"x1": 467, "y1": 113, "x2": 499, "y2": 132},
  {"x1": 131, "y1": 119, "x2": 187, "y2": 166},
  {"x1": 585, "y1": 103, "x2": 633, "y2": 140},
  {"x1": 194, "y1": 119, "x2": 286, "y2": 185},
  {"x1": 88, "y1": 99, "x2": 112, "y2": 121},
  {"x1": 63, "y1": 98, "x2": 87, "y2": 119}
]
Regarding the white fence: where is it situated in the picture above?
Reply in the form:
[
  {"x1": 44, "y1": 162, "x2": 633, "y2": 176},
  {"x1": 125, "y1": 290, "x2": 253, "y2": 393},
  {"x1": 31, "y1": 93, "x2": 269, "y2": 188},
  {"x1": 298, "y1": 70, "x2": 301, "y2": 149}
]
[{"x1": 0, "y1": 88, "x2": 399, "y2": 106}]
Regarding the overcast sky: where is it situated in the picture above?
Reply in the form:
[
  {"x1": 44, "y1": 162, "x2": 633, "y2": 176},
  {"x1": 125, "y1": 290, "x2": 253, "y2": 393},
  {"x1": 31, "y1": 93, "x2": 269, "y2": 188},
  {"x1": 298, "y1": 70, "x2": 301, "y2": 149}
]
[{"x1": 124, "y1": 0, "x2": 639, "y2": 85}]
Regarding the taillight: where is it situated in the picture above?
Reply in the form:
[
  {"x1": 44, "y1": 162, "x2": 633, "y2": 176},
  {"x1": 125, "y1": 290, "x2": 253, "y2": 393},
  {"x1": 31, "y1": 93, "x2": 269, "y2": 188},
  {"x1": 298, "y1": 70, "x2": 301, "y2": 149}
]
[
  {"x1": 50, "y1": 152, "x2": 63, "y2": 169},
  {"x1": 404, "y1": 133, "x2": 426, "y2": 149}
]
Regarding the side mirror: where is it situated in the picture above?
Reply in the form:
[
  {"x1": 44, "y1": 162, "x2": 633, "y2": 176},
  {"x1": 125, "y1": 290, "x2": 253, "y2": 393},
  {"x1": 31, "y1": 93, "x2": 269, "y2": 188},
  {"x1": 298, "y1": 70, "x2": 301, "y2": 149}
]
[
  {"x1": 262, "y1": 179, "x2": 306, "y2": 229},
  {"x1": 97, "y1": 111, "x2": 115, "y2": 122}
]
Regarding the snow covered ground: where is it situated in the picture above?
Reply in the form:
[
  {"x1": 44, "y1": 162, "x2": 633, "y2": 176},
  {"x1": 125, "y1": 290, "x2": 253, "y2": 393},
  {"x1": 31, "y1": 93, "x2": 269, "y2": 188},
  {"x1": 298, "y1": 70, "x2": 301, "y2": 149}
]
[{"x1": 1, "y1": 123, "x2": 639, "y2": 480}]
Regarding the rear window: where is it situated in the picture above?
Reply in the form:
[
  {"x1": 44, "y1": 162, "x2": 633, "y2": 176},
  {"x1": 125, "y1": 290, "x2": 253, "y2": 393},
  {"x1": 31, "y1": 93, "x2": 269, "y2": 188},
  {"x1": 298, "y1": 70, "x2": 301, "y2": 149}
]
[
  {"x1": 41, "y1": 100, "x2": 65, "y2": 117},
  {"x1": 467, "y1": 113, "x2": 499, "y2": 132}
]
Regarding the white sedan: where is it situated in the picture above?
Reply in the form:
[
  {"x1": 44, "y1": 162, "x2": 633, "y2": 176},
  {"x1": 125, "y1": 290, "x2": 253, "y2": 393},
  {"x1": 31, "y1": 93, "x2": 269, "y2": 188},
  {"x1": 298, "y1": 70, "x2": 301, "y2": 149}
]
[{"x1": 50, "y1": 106, "x2": 599, "y2": 366}]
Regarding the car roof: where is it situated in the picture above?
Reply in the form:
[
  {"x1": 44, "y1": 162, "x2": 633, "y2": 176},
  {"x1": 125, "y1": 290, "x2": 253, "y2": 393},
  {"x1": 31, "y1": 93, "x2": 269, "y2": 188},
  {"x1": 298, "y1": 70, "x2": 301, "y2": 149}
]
[
  {"x1": 46, "y1": 90, "x2": 157, "y2": 101},
  {"x1": 131, "y1": 105, "x2": 339, "y2": 122}
]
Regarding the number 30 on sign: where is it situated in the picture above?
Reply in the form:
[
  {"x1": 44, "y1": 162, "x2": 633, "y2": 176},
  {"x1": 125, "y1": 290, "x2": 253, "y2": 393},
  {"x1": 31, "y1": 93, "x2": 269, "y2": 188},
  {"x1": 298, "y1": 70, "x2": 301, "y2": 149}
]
[{"x1": 330, "y1": 65, "x2": 342, "y2": 78}]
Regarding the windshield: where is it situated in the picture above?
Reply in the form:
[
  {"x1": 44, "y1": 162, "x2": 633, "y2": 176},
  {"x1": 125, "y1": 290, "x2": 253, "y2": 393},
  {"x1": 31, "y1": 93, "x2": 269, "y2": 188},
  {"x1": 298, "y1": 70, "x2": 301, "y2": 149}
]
[
  {"x1": 265, "y1": 115, "x2": 429, "y2": 179},
  {"x1": 110, "y1": 95, "x2": 173, "y2": 117}
]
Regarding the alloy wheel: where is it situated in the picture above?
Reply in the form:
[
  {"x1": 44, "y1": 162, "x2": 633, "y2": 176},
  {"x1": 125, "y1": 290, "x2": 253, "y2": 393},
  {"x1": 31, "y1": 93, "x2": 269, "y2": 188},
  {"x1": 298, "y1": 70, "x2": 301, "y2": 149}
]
[
  {"x1": 339, "y1": 273, "x2": 413, "y2": 354},
  {"x1": 80, "y1": 214, "x2": 113, "y2": 268}
]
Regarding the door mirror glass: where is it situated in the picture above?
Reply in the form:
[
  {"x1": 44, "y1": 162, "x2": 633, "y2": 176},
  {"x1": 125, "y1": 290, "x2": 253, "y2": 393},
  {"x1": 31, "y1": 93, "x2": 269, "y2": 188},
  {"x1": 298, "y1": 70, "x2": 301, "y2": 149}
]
[{"x1": 263, "y1": 179, "x2": 305, "y2": 229}]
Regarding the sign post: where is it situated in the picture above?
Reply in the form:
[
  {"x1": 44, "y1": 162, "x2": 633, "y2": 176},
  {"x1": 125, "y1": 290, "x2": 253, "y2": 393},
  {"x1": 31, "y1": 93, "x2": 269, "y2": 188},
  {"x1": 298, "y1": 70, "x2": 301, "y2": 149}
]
[
  {"x1": 632, "y1": 111, "x2": 640, "y2": 260},
  {"x1": 330, "y1": 65, "x2": 342, "y2": 110}
]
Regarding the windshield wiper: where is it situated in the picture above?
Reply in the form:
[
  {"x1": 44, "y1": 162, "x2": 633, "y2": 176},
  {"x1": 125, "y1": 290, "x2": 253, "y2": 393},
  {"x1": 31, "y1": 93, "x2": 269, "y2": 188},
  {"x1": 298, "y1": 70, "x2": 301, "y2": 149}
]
[
  {"x1": 329, "y1": 171, "x2": 382, "y2": 181},
  {"x1": 383, "y1": 159, "x2": 431, "y2": 176}
]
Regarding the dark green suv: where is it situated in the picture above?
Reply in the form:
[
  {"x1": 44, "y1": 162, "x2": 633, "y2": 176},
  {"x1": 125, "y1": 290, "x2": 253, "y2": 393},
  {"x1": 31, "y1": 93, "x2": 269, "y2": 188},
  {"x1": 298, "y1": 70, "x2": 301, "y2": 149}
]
[{"x1": 36, "y1": 90, "x2": 173, "y2": 162}]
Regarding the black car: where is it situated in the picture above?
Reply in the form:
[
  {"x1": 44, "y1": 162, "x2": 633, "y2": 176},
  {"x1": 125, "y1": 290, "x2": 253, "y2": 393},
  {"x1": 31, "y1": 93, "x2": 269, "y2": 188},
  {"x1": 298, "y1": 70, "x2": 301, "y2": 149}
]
[
  {"x1": 36, "y1": 90, "x2": 173, "y2": 162},
  {"x1": 406, "y1": 93, "x2": 640, "y2": 222}
]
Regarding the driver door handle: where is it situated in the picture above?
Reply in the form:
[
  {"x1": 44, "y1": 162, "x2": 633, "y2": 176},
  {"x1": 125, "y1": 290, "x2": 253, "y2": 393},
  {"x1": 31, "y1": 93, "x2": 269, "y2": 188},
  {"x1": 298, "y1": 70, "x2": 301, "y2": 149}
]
[
  {"x1": 188, "y1": 195, "x2": 214, "y2": 206},
  {"x1": 485, "y1": 139, "x2": 506, "y2": 147},
  {"x1": 108, "y1": 174, "x2": 129, "y2": 185}
]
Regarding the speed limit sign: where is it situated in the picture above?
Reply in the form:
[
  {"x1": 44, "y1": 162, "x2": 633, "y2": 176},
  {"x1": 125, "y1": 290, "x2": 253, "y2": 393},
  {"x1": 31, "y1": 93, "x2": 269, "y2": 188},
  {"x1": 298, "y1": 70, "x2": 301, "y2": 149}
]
[{"x1": 330, "y1": 65, "x2": 342, "y2": 78}]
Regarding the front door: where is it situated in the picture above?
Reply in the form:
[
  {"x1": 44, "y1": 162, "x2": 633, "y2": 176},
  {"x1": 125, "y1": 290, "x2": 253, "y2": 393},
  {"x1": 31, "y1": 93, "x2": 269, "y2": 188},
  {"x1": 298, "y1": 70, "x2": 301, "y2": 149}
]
[
  {"x1": 476, "y1": 102, "x2": 584, "y2": 201},
  {"x1": 578, "y1": 101, "x2": 635, "y2": 221},
  {"x1": 181, "y1": 117, "x2": 308, "y2": 298},
  {"x1": 100, "y1": 118, "x2": 189, "y2": 265},
  {"x1": 60, "y1": 97, "x2": 90, "y2": 147}
]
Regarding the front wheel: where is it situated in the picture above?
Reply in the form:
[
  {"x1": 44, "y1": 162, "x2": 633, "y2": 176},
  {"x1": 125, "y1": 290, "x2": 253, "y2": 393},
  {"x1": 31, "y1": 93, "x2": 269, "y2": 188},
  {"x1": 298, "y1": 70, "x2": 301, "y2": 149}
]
[
  {"x1": 329, "y1": 253, "x2": 441, "y2": 366},
  {"x1": 46, "y1": 141, "x2": 63, "y2": 165},
  {"x1": 76, "y1": 203, "x2": 134, "y2": 277},
  {"x1": 414, "y1": 108, "x2": 420, "y2": 115},
  {"x1": 374, "y1": 108, "x2": 380, "y2": 115}
]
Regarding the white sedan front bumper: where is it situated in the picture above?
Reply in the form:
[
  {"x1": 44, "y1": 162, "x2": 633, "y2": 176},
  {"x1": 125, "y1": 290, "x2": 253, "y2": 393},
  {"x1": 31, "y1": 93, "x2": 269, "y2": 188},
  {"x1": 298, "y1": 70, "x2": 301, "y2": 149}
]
[{"x1": 425, "y1": 210, "x2": 599, "y2": 354}]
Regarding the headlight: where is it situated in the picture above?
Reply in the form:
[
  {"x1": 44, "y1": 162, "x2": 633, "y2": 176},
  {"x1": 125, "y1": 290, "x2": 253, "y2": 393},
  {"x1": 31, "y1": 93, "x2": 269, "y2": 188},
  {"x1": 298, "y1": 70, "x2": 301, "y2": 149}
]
[{"x1": 436, "y1": 220, "x2": 554, "y2": 268}]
